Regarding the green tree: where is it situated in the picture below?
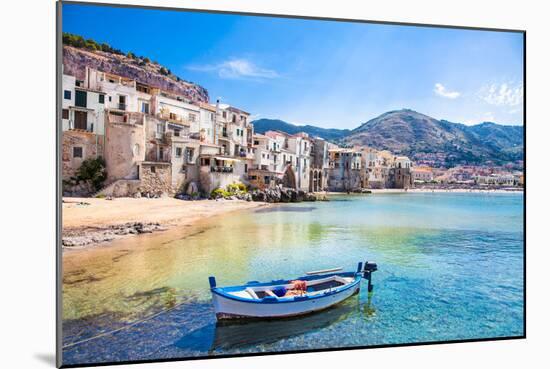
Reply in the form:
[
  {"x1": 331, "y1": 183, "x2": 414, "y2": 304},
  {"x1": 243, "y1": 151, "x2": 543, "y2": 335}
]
[{"x1": 76, "y1": 157, "x2": 107, "y2": 191}]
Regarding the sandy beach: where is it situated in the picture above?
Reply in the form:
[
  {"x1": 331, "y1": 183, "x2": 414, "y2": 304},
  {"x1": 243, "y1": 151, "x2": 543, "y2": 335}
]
[{"x1": 62, "y1": 197, "x2": 269, "y2": 247}]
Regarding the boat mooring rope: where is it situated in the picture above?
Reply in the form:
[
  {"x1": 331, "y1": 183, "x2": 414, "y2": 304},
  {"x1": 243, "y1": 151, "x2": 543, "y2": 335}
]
[{"x1": 62, "y1": 298, "x2": 187, "y2": 350}]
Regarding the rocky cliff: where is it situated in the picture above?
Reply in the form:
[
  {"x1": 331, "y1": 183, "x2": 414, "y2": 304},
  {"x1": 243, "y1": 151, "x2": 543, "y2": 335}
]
[{"x1": 63, "y1": 45, "x2": 209, "y2": 103}]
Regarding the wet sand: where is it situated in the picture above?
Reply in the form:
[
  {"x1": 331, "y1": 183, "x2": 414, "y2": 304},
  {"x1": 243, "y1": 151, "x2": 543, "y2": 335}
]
[{"x1": 62, "y1": 197, "x2": 269, "y2": 248}]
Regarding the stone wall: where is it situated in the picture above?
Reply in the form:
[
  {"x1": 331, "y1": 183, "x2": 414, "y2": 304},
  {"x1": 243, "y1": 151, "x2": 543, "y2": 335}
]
[
  {"x1": 62, "y1": 131, "x2": 104, "y2": 180},
  {"x1": 199, "y1": 168, "x2": 245, "y2": 194},
  {"x1": 104, "y1": 117, "x2": 145, "y2": 182},
  {"x1": 391, "y1": 167, "x2": 414, "y2": 189},
  {"x1": 327, "y1": 168, "x2": 364, "y2": 192},
  {"x1": 138, "y1": 163, "x2": 173, "y2": 196},
  {"x1": 96, "y1": 179, "x2": 141, "y2": 197}
]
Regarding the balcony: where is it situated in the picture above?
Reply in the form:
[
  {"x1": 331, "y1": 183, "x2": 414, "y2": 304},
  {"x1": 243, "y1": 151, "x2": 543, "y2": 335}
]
[
  {"x1": 107, "y1": 112, "x2": 144, "y2": 125},
  {"x1": 211, "y1": 166, "x2": 234, "y2": 173},
  {"x1": 157, "y1": 112, "x2": 191, "y2": 125},
  {"x1": 145, "y1": 153, "x2": 170, "y2": 163}
]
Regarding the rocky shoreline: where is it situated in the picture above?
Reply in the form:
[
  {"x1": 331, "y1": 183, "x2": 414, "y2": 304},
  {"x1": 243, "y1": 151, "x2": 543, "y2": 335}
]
[
  {"x1": 250, "y1": 187, "x2": 321, "y2": 203},
  {"x1": 62, "y1": 222, "x2": 167, "y2": 247},
  {"x1": 177, "y1": 186, "x2": 326, "y2": 203}
]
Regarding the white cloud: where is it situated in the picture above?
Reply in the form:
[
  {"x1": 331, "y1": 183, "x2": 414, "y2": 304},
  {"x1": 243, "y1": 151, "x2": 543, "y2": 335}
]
[
  {"x1": 189, "y1": 58, "x2": 278, "y2": 80},
  {"x1": 434, "y1": 83, "x2": 461, "y2": 99},
  {"x1": 479, "y1": 82, "x2": 523, "y2": 107}
]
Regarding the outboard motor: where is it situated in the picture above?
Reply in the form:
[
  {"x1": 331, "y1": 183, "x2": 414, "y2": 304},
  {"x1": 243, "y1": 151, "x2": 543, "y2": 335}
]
[{"x1": 363, "y1": 261, "x2": 378, "y2": 292}]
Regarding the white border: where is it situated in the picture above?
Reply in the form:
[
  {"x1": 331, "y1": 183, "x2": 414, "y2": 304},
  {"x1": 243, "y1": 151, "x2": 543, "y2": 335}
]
[{"x1": 1, "y1": 1, "x2": 547, "y2": 369}]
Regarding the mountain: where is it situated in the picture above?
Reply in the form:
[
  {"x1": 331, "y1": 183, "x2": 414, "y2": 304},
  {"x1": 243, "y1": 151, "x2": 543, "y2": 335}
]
[
  {"x1": 253, "y1": 110, "x2": 523, "y2": 167},
  {"x1": 344, "y1": 109, "x2": 523, "y2": 167},
  {"x1": 252, "y1": 119, "x2": 351, "y2": 142},
  {"x1": 62, "y1": 33, "x2": 209, "y2": 103}
]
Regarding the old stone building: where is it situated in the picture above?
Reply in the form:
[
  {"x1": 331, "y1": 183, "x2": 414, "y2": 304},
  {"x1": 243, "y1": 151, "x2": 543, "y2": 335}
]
[
  {"x1": 327, "y1": 148, "x2": 367, "y2": 192},
  {"x1": 62, "y1": 66, "x2": 418, "y2": 198},
  {"x1": 310, "y1": 137, "x2": 330, "y2": 192}
]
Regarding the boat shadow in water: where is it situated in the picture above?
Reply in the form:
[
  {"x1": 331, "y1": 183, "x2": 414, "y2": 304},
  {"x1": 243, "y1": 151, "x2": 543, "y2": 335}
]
[{"x1": 174, "y1": 294, "x2": 375, "y2": 353}]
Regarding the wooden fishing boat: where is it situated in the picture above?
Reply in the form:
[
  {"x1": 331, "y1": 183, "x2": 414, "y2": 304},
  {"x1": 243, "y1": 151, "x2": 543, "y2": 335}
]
[{"x1": 209, "y1": 261, "x2": 377, "y2": 320}]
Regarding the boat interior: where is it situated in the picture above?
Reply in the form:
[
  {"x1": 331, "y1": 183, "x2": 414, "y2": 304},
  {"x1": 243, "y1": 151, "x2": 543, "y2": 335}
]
[{"x1": 226, "y1": 275, "x2": 355, "y2": 300}]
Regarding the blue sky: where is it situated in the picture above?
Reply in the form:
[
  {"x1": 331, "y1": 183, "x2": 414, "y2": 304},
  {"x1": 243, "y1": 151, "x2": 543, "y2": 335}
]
[{"x1": 62, "y1": 3, "x2": 524, "y2": 128}]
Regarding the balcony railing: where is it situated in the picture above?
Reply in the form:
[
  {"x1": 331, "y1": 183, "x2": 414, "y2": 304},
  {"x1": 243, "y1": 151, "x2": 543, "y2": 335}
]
[
  {"x1": 211, "y1": 166, "x2": 234, "y2": 173},
  {"x1": 117, "y1": 103, "x2": 127, "y2": 111},
  {"x1": 145, "y1": 154, "x2": 170, "y2": 163},
  {"x1": 157, "y1": 112, "x2": 190, "y2": 125}
]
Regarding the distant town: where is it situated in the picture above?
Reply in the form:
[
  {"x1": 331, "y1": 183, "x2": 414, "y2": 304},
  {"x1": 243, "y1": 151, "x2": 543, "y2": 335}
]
[{"x1": 61, "y1": 65, "x2": 523, "y2": 199}]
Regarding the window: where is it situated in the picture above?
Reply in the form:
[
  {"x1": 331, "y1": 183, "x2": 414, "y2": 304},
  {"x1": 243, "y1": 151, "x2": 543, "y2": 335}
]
[
  {"x1": 222, "y1": 111, "x2": 227, "y2": 118},
  {"x1": 136, "y1": 84, "x2": 149, "y2": 93},
  {"x1": 169, "y1": 112, "x2": 177, "y2": 120},
  {"x1": 175, "y1": 147, "x2": 182, "y2": 158},
  {"x1": 141, "y1": 102, "x2": 149, "y2": 114},
  {"x1": 98, "y1": 94, "x2": 105, "y2": 104},
  {"x1": 151, "y1": 166, "x2": 156, "y2": 173},
  {"x1": 174, "y1": 129, "x2": 180, "y2": 137},
  {"x1": 75, "y1": 90, "x2": 87, "y2": 108},
  {"x1": 186, "y1": 148, "x2": 194, "y2": 162},
  {"x1": 118, "y1": 95, "x2": 127, "y2": 110},
  {"x1": 189, "y1": 113, "x2": 196, "y2": 122},
  {"x1": 157, "y1": 123, "x2": 165, "y2": 134},
  {"x1": 264, "y1": 176, "x2": 271, "y2": 184},
  {"x1": 62, "y1": 109, "x2": 69, "y2": 120},
  {"x1": 109, "y1": 96, "x2": 112, "y2": 102},
  {"x1": 75, "y1": 80, "x2": 83, "y2": 87},
  {"x1": 73, "y1": 147, "x2": 83, "y2": 158},
  {"x1": 64, "y1": 90, "x2": 71, "y2": 100},
  {"x1": 244, "y1": 163, "x2": 248, "y2": 173},
  {"x1": 158, "y1": 147, "x2": 164, "y2": 161},
  {"x1": 210, "y1": 113, "x2": 214, "y2": 120}
]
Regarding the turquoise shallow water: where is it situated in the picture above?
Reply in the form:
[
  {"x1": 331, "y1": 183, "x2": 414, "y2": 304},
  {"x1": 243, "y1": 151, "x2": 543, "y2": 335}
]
[{"x1": 62, "y1": 192, "x2": 524, "y2": 365}]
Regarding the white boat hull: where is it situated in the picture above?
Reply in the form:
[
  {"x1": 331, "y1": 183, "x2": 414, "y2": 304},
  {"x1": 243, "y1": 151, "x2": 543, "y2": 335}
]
[{"x1": 212, "y1": 280, "x2": 361, "y2": 319}]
